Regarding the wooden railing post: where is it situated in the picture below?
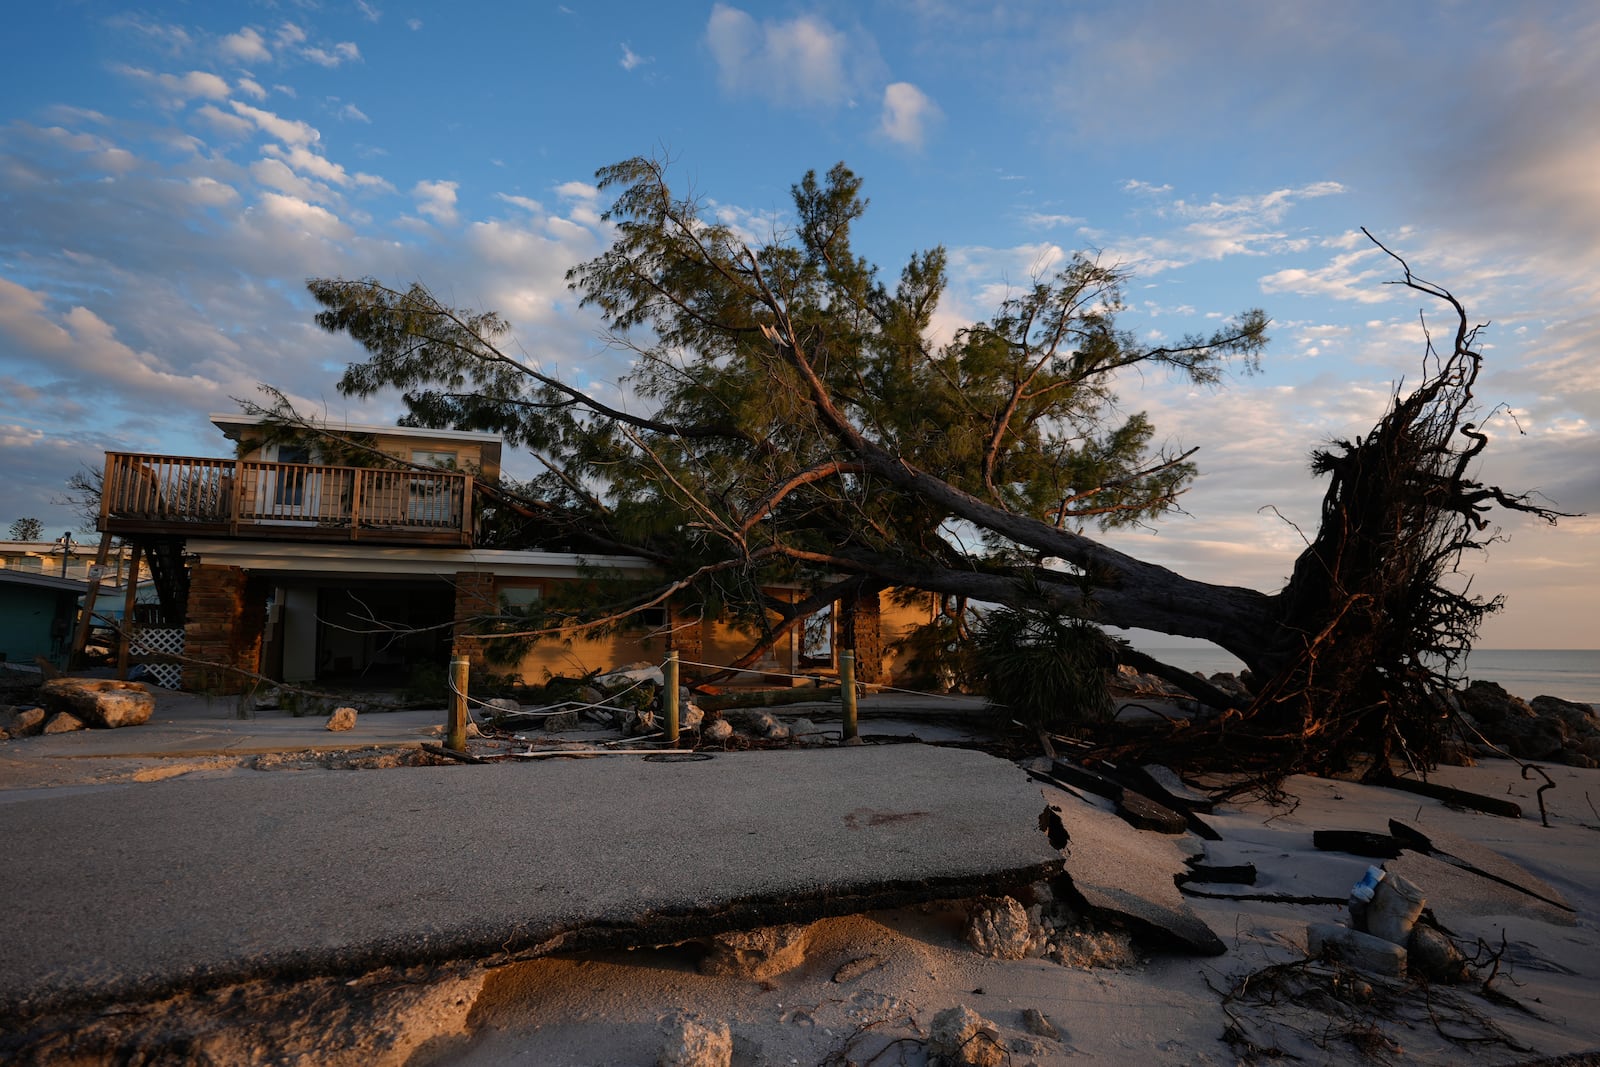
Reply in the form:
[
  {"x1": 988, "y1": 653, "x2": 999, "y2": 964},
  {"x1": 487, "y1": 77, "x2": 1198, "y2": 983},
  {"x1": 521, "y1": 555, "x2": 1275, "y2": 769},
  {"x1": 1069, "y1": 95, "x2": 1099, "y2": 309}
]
[
  {"x1": 448, "y1": 655, "x2": 470, "y2": 752},
  {"x1": 840, "y1": 649, "x2": 859, "y2": 742},
  {"x1": 663, "y1": 649, "x2": 680, "y2": 744},
  {"x1": 115, "y1": 542, "x2": 144, "y2": 680},
  {"x1": 349, "y1": 469, "x2": 364, "y2": 541}
]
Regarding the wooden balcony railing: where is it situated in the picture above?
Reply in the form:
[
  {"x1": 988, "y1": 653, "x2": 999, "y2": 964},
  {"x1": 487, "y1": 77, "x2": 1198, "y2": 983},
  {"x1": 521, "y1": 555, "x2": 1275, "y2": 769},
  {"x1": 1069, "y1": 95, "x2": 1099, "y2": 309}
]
[{"x1": 100, "y1": 452, "x2": 475, "y2": 545}]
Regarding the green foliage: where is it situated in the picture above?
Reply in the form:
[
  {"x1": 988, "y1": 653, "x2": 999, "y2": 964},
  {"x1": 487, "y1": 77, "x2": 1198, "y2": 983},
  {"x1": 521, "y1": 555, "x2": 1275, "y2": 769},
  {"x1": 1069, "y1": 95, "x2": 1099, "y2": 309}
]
[
  {"x1": 8, "y1": 517, "x2": 43, "y2": 541},
  {"x1": 975, "y1": 606, "x2": 1116, "y2": 731},
  {"x1": 304, "y1": 154, "x2": 1268, "y2": 664}
]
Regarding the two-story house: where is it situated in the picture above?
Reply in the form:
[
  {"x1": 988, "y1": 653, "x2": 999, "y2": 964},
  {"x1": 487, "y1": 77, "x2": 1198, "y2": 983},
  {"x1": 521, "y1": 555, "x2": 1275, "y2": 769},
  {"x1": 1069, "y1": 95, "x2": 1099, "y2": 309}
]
[{"x1": 94, "y1": 413, "x2": 932, "y2": 693}]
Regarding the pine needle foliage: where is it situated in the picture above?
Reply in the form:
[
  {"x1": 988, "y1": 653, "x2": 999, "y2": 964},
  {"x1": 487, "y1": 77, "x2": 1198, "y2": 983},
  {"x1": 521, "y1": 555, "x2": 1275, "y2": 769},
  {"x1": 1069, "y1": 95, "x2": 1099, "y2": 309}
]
[{"x1": 975, "y1": 606, "x2": 1115, "y2": 731}]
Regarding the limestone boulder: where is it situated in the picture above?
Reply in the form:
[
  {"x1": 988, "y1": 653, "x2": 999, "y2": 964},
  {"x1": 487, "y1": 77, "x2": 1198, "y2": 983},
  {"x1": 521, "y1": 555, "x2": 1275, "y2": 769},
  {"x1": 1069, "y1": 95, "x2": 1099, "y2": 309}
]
[
  {"x1": 325, "y1": 706, "x2": 358, "y2": 732},
  {"x1": 965, "y1": 896, "x2": 1035, "y2": 960},
  {"x1": 927, "y1": 1005, "x2": 1006, "y2": 1067},
  {"x1": 2, "y1": 706, "x2": 47, "y2": 739},
  {"x1": 657, "y1": 1012, "x2": 731, "y2": 1067},
  {"x1": 698, "y1": 922, "x2": 813, "y2": 980},
  {"x1": 43, "y1": 711, "x2": 87, "y2": 734},
  {"x1": 38, "y1": 679, "x2": 154, "y2": 729}
]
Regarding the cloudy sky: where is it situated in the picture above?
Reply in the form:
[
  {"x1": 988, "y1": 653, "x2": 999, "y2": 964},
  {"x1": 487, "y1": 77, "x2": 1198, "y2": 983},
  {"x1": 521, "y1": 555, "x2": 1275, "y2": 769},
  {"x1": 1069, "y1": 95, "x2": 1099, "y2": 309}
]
[{"x1": 2, "y1": 2, "x2": 1596, "y2": 648}]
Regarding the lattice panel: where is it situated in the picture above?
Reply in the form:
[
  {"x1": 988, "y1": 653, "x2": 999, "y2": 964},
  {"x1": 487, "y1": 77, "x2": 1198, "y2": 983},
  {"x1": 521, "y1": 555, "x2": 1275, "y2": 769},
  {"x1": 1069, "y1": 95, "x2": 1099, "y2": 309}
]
[{"x1": 131, "y1": 627, "x2": 185, "y2": 689}]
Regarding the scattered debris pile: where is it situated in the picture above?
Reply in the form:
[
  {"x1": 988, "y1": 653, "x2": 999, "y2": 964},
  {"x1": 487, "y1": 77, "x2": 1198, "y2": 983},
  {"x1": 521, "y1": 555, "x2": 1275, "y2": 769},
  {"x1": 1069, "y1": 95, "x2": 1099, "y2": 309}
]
[{"x1": 2, "y1": 679, "x2": 154, "y2": 738}]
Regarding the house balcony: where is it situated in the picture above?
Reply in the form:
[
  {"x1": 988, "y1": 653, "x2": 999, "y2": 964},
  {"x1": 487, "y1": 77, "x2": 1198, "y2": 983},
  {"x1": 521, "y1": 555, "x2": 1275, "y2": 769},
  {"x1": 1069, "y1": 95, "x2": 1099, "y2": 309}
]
[{"x1": 100, "y1": 452, "x2": 475, "y2": 546}]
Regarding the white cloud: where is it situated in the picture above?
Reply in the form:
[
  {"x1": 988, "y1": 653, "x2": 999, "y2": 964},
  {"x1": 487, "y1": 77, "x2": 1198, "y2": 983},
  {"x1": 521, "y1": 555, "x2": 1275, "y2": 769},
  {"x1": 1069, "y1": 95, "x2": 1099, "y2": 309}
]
[
  {"x1": 413, "y1": 179, "x2": 459, "y2": 225},
  {"x1": 706, "y1": 4, "x2": 853, "y2": 108},
  {"x1": 116, "y1": 66, "x2": 232, "y2": 106},
  {"x1": 1124, "y1": 179, "x2": 1173, "y2": 195},
  {"x1": 407, "y1": 18, "x2": 423, "y2": 31},
  {"x1": 555, "y1": 181, "x2": 599, "y2": 201},
  {"x1": 185, "y1": 176, "x2": 239, "y2": 207},
  {"x1": 220, "y1": 27, "x2": 271, "y2": 64},
  {"x1": 255, "y1": 192, "x2": 351, "y2": 240},
  {"x1": 496, "y1": 193, "x2": 544, "y2": 213},
  {"x1": 1260, "y1": 249, "x2": 1395, "y2": 305},
  {"x1": 303, "y1": 42, "x2": 362, "y2": 68},
  {"x1": 249, "y1": 158, "x2": 325, "y2": 201},
  {"x1": 275, "y1": 23, "x2": 306, "y2": 48},
  {"x1": 879, "y1": 82, "x2": 939, "y2": 148},
  {"x1": 229, "y1": 101, "x2": 321, "y2": 146},
  {"x1": 0, "y1": 277, "x2": 232, "y2": 409},
  {"x1": 357, "y1": 1, "x2": 382, "y2": 23},
  {"x1": 620, "y1": 44, "x2": 645, "y2": 71},
  {"x1": 337, "y1": 103, "x2": 371, "y2": 123},
  {"x1": 263, "y1": 144, "x2": 351, "y2": 186},
  {"x1": 194, "y1": 104, "x2": 257, "y2": 138},
  {"x1": 1026, "y1": 213, "x2": 1084, "y2": 230},
  {"x1": 236, "y1": 77, "x2": 267, "y2": 101}
]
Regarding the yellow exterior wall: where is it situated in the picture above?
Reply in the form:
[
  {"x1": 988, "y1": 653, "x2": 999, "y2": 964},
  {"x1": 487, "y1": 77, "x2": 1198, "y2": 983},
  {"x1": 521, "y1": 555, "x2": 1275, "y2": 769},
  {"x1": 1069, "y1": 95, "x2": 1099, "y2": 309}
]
[
  {"x1": 233, "y1": 429, "x2": 500, "y2": 480},
  {"x1": 471, "y1": 576, "x2": 936, "y2": 687}
]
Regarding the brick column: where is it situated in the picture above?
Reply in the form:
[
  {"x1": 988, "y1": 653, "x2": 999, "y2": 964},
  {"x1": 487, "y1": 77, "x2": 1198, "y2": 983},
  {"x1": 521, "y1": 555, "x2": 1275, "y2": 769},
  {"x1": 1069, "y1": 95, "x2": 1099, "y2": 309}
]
[
  {"x1": 183, "y1": 563, "x2": 265, "y2": 693},
  {"x1": 452, "y1": 570, "x2": 496, "y2": 672},
  {"x1": 668, "y1": 602, "x2": 705, "y2": 675},
  {"x1": 838, "y1": 587, "x2": 884, "y2": 684}
]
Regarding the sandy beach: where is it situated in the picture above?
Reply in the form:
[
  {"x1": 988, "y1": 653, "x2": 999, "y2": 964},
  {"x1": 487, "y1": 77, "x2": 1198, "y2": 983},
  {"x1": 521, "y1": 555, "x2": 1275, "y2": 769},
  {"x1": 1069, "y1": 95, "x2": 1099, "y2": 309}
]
[{"x1": 3, "y1": 684, "x2": 1599, "y2": 1066}]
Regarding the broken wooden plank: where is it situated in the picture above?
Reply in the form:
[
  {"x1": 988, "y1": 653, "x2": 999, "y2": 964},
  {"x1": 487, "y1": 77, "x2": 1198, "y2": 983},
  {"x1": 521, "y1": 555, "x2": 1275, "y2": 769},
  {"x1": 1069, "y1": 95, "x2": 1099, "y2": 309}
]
[
  {"x1": 1176, "y1": 862, "x2": 1257, "y2": 886},
  {"x1": 1313, "y1": 829, "x2": 1402, "y2": 859},
  {"x1": 1376, "y1": 777, "x2": 1522, "y2": 818}
]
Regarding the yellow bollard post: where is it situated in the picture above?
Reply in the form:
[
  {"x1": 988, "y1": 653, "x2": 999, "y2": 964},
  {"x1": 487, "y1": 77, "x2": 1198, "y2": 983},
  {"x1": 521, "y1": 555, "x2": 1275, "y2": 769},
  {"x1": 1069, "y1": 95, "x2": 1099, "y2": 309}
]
[
  {"x1": 663, "y1": 649, "x2": 680, "y2": 745},
  {"x1": 840, "y1": 649, "x2": 859, "y2": 742},
  {"x1": 448, "y1": 655, "x2": 469, "y2": 752}
]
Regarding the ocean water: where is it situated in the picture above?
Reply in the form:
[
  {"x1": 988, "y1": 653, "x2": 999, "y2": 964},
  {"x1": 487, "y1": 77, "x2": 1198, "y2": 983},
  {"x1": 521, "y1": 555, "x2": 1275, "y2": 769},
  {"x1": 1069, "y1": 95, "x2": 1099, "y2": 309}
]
[{"x1": 1138, "y1": 646, "x2": 1600, "y2": 707}]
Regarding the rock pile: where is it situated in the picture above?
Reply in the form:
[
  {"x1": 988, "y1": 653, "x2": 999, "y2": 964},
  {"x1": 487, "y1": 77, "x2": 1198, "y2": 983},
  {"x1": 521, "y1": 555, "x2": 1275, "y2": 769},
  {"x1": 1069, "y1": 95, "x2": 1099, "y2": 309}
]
[
  {"x1": 1454, "y1": 680, "x2": 1600, "y2": 767},
  {"x1": 3, "y1": 679, "x2": 156, "y2": 738}
]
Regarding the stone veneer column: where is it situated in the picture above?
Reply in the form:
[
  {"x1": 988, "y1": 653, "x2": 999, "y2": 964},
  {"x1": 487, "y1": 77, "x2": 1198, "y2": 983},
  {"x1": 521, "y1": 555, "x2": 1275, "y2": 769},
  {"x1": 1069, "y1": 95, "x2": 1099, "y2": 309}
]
[
  {"x1": 452, "y1": 571, "x2": 497, "y2": 672},
  {"x1": 182, "y1": 564, "x2": 266, "y2": 693},
  {"x1": 838, "y1": 588, "x2": 884, "y2": 684},
  {"x1": 668, "y1": 603, "x2": 705, "y2": 673}
]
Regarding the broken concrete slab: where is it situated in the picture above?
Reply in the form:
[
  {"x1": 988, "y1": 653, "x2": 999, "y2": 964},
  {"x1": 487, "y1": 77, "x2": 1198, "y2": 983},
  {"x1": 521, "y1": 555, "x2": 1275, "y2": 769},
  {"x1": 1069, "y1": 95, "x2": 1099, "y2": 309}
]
[
  {"x1": 1388, "y1": 818, "x2": 1573, "y2": 913},
  {"x1": 1129, "y1": 764, "x2": 1215, "y2": 813},
  {"x1": 1386, "y1": 853, "x2": 1577, "y2": 928},
  {"x1": 38, "y1": 678, "x2": 154, "y2": 729},
  {"x1": 0, "y1": 745, "x2": 1061, "y2": 1022},
  {"x1": 1046, "y1": 792, "x2": 1226, "y2": 956}
]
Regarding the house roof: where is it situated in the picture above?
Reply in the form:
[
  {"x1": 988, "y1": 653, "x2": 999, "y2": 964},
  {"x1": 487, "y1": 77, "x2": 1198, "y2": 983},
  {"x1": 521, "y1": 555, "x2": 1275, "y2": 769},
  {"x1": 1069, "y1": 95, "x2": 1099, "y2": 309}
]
[
  {"x1": 0, "y1": 569, "x2": 88, "y2": 594},
  {"x1": 184, "y1": 540, "x2": 657, "y2": 580},
  {"x1": 209, "y1": 412, "x2": 504, "y2": 446}
]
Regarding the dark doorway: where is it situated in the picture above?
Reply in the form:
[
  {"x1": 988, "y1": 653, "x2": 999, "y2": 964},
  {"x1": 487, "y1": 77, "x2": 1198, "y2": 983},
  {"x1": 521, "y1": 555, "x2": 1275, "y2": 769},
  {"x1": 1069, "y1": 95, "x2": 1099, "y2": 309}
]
[{"x1": 315, "y1": 581, "x2": 454, "y2": 682}]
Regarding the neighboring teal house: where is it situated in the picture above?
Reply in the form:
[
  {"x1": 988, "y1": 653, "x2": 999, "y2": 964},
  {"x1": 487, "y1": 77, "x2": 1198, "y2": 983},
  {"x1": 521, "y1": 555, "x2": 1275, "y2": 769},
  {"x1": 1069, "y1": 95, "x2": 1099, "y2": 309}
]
[{"x1": 0, "y1": 570, "x2": 84, "y2": 667}]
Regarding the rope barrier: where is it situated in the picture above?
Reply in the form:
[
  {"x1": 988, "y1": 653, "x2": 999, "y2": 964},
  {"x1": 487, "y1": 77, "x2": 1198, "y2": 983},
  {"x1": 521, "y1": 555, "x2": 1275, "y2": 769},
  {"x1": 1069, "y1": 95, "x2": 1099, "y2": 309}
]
[{"x1": 672, "y1": 656, "x2": 982, "y2": 702}]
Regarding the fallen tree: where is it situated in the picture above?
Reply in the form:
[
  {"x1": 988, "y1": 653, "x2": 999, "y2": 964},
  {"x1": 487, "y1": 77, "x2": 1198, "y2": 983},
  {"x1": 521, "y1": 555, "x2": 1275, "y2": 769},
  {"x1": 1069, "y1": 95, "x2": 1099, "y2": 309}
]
[{"x1": 302, "y1": 157, "x2": 1568, "y2": 774}]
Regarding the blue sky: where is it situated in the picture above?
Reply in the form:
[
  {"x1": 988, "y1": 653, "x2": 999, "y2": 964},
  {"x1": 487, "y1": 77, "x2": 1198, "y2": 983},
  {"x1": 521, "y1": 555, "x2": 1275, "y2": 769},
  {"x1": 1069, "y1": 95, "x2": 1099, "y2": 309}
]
[{"x1": 2, "y1": 2, "x2": 1596, "y2": 647}]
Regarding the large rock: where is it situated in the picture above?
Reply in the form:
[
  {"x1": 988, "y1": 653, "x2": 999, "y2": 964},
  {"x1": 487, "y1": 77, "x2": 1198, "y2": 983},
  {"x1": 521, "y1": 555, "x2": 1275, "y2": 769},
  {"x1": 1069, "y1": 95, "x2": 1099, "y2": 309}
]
[
  {"x1": 965, "y1": 896, "x2": 1034, "y2": 959},
  {"x1": 927, "y1": 1005, "x2": 1006, "y2": 1067},
  {"x1": 2, "y1": 706, "x2": 47, "y2": 739},
  {"x1": 42, "y1": 711, "x2": 87, "y2": 735},
  {"x1": 698, "y1": 923, "x2": 813, "y2": 980},
  {"x1": 657, "y1": 1012, "x2": 732, "y2": 1067},
  {"x1": 38, "y1": 679, "x2": 154, "y2": 729},
  {"x1": 325, "y1": 706, "x2": 358, "y2": 732}
]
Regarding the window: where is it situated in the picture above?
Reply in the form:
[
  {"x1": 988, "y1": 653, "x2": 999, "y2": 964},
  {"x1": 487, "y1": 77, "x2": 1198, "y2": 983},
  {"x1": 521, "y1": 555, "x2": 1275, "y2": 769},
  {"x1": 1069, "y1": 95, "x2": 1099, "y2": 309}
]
[
  {"x1": 500, "y1": 586, "x2": 543, "y2": 612},
  {"x1": 273, "y1": 444, "x2": 311, "y2": 506},
  {"x1": 410, "y1": 449, "x2": 458, "y2": 468}
]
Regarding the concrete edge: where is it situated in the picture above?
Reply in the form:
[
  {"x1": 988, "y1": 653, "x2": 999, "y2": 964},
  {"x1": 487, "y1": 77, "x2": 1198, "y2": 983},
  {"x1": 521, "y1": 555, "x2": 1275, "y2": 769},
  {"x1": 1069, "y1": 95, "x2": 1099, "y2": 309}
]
[{"x1": 0, "y1": 857, "x2": 1064, "y2": 1027}]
